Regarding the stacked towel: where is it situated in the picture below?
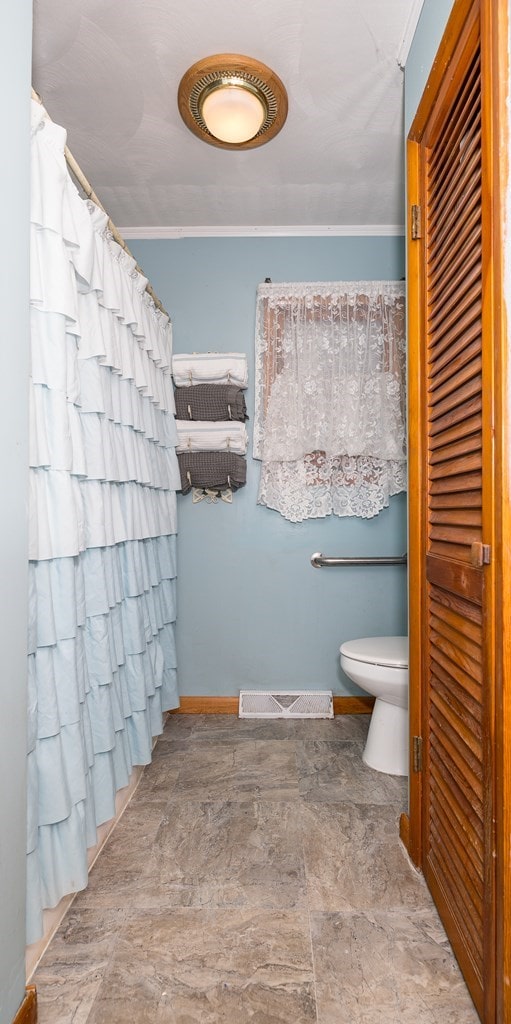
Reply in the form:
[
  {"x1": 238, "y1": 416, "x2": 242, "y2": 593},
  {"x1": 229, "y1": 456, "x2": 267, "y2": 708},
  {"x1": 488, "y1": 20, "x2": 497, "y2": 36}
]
[
  {"x1": 176, "y1": 421, "x2": 248, "y2": 455},
  {"x1": 178, "y1": 452, "x2": 247, "y2": 495},
  {"x1": 174, "y1": 384, "x2": 248, "y2": 422},
  {"x1": 172, "y1": 353, "x2": 248, "y2": 389}
]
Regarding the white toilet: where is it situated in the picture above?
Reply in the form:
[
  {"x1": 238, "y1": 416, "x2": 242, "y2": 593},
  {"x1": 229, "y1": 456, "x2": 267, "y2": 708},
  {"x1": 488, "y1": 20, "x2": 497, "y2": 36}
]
[{"x1": 339, "y1": 636, "x2": 409, "y2": 776}]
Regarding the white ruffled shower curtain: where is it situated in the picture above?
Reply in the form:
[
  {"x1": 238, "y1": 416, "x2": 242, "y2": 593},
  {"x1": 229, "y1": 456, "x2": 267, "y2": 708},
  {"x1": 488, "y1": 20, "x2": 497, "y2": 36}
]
[{"x1": 27, "y1": 99, "x2": 181, "y2": 943}]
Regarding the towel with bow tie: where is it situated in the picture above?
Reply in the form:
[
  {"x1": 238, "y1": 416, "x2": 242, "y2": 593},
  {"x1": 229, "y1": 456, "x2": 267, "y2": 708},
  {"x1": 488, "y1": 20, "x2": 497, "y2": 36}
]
[
  {"x1": 176, "y1": 421, "x2": 248, "y2": 456},
  {"x1": 177, "y1": 451, "x2": 247, "y2": 495},
  {"x1": 174, "y1": 384, "x2": 248, "y2": 422},
  {"x1": 172, "y1": 353, "x2": 248, "y2": 388}
]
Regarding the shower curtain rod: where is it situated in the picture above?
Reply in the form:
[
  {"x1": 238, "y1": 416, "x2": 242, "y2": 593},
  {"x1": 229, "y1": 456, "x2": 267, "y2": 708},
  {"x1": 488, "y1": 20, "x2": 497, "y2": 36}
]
[{"x1": 31, "y1": 88, "x2": 170, "y2": 319}]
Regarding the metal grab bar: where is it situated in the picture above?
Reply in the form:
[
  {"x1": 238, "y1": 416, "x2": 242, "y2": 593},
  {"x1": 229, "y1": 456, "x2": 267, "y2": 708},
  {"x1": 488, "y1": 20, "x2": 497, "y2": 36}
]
[{"x1": 311, "y1": 552, "x2": 407, "y2": 569}]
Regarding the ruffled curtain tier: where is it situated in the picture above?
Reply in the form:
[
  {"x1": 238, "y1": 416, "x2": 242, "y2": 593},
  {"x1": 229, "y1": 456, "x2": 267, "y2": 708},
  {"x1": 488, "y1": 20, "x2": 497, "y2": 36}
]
[{"x1": 28, "y1": 100, "x2": 179, "y2": 944}]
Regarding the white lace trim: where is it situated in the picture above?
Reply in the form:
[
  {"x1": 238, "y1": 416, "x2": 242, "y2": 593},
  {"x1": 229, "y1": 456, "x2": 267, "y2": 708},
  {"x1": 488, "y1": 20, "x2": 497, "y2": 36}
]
[{"x1": 258, "y1": 456, "x2": 406, "y2": 522}]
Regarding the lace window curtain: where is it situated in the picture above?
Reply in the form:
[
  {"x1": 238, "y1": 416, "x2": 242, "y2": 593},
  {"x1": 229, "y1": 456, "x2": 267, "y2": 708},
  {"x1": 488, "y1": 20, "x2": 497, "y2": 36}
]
[{"x1": 254, "y1": 281, "x2": 406, "y2": 522}]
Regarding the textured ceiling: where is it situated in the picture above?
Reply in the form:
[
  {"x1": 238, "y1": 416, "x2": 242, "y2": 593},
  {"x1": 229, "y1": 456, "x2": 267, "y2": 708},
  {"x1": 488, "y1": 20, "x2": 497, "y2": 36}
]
[{"x1": 32, "y1": 0, "x2": 420, "y2": 233}]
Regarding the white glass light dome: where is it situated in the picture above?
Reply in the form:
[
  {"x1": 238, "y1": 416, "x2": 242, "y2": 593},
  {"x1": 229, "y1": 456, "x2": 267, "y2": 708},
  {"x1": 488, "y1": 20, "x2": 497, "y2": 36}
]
[{"x1": 201, "y1": 80, "x2": 266, "y2": 144}]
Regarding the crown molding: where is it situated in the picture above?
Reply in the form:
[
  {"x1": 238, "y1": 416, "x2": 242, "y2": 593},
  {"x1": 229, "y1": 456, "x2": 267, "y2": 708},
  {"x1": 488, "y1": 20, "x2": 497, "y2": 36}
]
[
  {"x1": 120, "y1": 224, "x2": 405, "y2": 240},
  {"x1": 397, "y1": 0, "x2": 426, "y2": 69}
]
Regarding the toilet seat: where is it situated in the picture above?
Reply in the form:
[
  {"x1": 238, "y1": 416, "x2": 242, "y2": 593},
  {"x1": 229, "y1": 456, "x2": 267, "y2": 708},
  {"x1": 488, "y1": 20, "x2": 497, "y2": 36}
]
[{"x1": 339, "y1": 636, "x2": 408, "y2": 669}]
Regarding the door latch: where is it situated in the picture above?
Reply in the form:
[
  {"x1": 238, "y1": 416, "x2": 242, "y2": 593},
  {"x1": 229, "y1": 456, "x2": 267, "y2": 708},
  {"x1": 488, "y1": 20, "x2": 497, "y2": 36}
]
[{"x1": 470, "y1": 542, "x2": 491, "y2": 567}]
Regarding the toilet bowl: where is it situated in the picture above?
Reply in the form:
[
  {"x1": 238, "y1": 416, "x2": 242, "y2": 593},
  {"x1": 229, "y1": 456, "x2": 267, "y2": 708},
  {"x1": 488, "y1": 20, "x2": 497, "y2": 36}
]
[{"x1": 340, "y1": 636, "x2": 409, "y2": 776}]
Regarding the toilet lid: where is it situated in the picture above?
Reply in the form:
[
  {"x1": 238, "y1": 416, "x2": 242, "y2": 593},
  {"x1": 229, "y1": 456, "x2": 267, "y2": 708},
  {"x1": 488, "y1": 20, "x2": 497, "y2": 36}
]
[{"x1": 339, "y1": 636, "x2": 408, "y2": 668}]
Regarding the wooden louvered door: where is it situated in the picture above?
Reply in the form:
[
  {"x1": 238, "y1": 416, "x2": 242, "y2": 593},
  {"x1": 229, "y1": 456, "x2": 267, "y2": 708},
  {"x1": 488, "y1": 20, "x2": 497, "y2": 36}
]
[{"x1": 407, "y1": 0, "x2": 498, "y2": 1020}]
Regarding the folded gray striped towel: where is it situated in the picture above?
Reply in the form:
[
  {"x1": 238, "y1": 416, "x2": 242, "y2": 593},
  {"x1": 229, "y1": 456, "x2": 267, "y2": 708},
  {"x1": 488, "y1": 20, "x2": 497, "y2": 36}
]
[
  {"x1": 178, "y1": 452, "x2": 247, "y2": 495},
  {"x1": 174, "y1": 384, "x2": 248, "y2": 422}
]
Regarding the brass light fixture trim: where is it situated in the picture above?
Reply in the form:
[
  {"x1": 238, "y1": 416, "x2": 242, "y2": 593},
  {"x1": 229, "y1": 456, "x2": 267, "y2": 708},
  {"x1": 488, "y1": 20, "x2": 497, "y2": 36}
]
[{"x1": 178, "y1": 53, "x2": 288, "y2": 150}]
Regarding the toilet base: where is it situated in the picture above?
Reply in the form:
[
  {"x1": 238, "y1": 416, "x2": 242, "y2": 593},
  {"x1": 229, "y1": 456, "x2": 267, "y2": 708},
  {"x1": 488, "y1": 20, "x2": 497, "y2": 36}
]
[{"x1": 362, "y1": 698, "x2": 408, "y2": 776}]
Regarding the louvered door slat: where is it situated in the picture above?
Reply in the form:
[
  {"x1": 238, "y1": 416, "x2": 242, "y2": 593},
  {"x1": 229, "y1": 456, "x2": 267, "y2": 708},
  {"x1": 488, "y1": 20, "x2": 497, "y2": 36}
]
[
  {"x1": 429, "y1": 320, "x2": 480, "y2": 375},
  {"x1": 430, "y1": 823, "x2": 483, "y2": 920},
  {"x1": 430, "y1": 812, "x2": 483, "y2": 912},
  {"x1": 430, "y1": 540, "x2": 480, "y2": 561},
  {"x1": 428, "y1": 172, "x2": 481, "y2": 260},
  {"x1": 429, "y1": 845, "x2": 482, "y2": 968},
  {"x1": 427, "y1": 310, "x2": 481, "y2": 366},
  {"x1": 430, "y1": 636, "x2": 482, "y2": 704},
  {"x1": 429, "y1": 413, "x2": 482, "y2": 448},
  {"x1": 429, "y1": 153, "x2": 481, "y2": 242},
  {"x1": 427, "y1": 201, "x2": 480, "y2": 276},
  {"x1": 430, "y1": 729, "x2": 485, "y2": 823},
  {"x1": 430, "y1": 375, "x2": 482, "y2": 422},
  {"x1": 430, "y1": 451, "x2": 482, "y2": 478},
  {"x1": 428, "y1": 50, "x2": 480, "y2": 174},
  {"x1": 429, "y1": 357, "x2": 482, "y2": 406},
  {"x1": 428, "y1": 54, "x2": 481, "y2": 207},
  {"x1": 430, "y1": 525, "x2": 479, "y2": 549},
  {"x1": 431, "y1": 509, "x2": 481, "y2": 528},
  {"x1": 429, "y1": 221, "x2": 480, "y2": 290},
  {"x1": 430, "y1": 433, "x2": 481, "y2": 465},
  {"x1": 431, "y1": 784, "x2": 484, "y2": 896},
  {"x1": 430, "y1": 772, "x2": 484, "y2": 864},
  {"x1": 431, "y1": 471, "x2": 482, "y2": 495},
  {"x1": 428, "y1": 101, "x2": 479, "y2": 186},
  {"x1": 430, "y1": 280, "x2": 481, "y2": 352},
  {"x1": 431, "y1": 687, "x2": 482, "y2": 759},
  {"x1": 429, "y1": 394, "x2": 481, "y2": 437},
  {"x1": 430, "y1": 592, "x2": 482, "y2": 642},
  {"x1": 430, "y1": 490, "x2": 481, "y2": 510},
  {"x1": 429, "y1": 149, "x2": 481, "y2": 218},
  {"x1": 430, "y1": 706, "x2": 482, "y2": 805},
  {"x1": 430, "y1": 630, "x2": 483, "y2": 689}
]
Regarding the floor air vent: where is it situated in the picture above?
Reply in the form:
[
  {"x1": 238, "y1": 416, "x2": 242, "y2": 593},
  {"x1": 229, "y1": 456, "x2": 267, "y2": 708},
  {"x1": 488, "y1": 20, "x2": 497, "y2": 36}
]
[{"x1": 239, "y1": 690, "x2": 333, "y2": 719}]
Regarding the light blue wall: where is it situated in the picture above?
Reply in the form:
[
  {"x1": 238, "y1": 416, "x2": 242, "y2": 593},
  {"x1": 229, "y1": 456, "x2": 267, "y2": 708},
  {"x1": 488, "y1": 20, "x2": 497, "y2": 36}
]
[
  {"x1": 130, "y1": 237, "x2": 407, "y2": 696},
  {"x1": 405, "y1": 0, "x2": 455, "y2": 133},
  {"x1": 0, "y1": 3, "x2": 31, "y2": 1022}
]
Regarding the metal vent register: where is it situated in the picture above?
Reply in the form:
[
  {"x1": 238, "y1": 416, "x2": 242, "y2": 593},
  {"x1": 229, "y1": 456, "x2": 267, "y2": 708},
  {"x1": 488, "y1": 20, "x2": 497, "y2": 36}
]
[{"x1": 239, "y1": 690, "x2": 333, "y2": 719}]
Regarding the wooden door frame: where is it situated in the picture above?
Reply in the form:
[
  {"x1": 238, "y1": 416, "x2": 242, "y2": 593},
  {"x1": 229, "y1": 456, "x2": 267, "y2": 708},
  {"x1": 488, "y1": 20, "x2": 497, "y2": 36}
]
[
  {"x1": 489, "y1": 1, "x2": 511, "y2": 1017},
  {"x1": 405, "y1": 0, "x2": 509, "y2": 1017}
]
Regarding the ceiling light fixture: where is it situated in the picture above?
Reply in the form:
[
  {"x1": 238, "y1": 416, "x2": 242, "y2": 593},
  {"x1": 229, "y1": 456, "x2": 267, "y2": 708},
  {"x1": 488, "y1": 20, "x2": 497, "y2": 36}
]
[{"x1": 178, "y1": 53, "x2": 288, "y2": 150}]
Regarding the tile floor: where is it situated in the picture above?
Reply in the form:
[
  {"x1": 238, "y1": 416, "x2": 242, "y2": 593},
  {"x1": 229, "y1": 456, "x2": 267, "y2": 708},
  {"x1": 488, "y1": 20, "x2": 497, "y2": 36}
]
[{"x1": 33, "y1": 713, "x2": 480, "y2": 1023}]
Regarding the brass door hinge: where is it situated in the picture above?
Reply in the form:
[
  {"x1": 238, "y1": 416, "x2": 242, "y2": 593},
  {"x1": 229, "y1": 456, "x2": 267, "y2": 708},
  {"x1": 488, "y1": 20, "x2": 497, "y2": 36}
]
[
  {"x1": 413, "y1": 735, "x2": 423, "y2": 773},
  {"x1": 470, "y1": 542, "x2": 491, "y2": 567},
  {"x1": 411, "y1": 204, "x2": 422, "y2": 240}
]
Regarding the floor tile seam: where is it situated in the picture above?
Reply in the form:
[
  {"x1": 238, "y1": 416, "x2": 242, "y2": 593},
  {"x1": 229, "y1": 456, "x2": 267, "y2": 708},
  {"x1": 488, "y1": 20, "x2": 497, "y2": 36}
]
[
  {"x1": 78, "y1": 904, "x2": 156, "y2": 1010},
  {"x1": 157, "y1": 729, "x2": 197, "y2": 740},
  {"x1": 159, "y1": 794, "x2": 304, "y2": 804},
  {"x1": 179, "y1": 739, "x2": 301, "y2": 752},
  {"x1": 307, "y1": 906, "x2": 447, "y2": 924},
  {"x1": 294, "y1": 779, "x2": 320, "y2": 1021},
  {"x1": 160, "y1": 795, "x2": 306, "y2": 808},
  {"x1": 298, "y1": 798, "x2": 408, "y2": 813},
  {"x1": 297, "y1": 740, "x2": 365, "y2": 751},
  {"x1": 96, "y1": 820, "x2": 170, "y2": 846},
  {"x1": 298, "y1": 797, "x2": 407, "y2": 809},
  {"x1": 79, "y1": 955, "x2": 116, "y2": 1024},
  {"x1": 104, "y1": 905, "x2": 314, "y2": 920},
  {"x1": 92, "y1": 911, "x2": 129, "y2": 986},
  {"x1": 305, "y1": 884, "x2": 320, "y2": 1024}
]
